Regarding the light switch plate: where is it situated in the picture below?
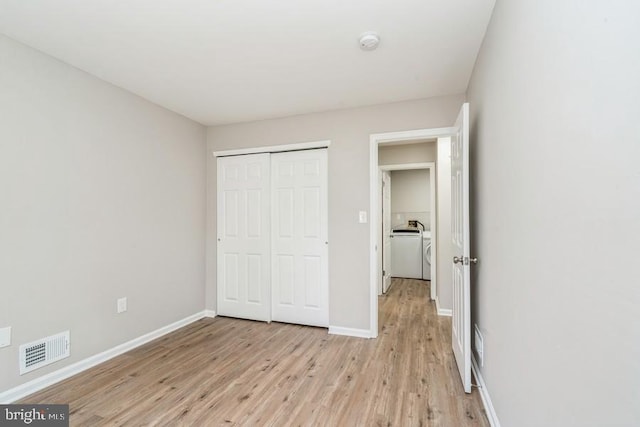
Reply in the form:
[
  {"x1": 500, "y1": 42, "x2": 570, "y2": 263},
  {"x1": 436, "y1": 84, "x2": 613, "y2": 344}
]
[
  {"x1": 117, "y1": 297, "x2": 127, "y2": 314},
  {"x1": 0, "y1": 327, "x2": 11, "y2": 348},
  {"x1": 359, "y1": 211, "x2": 368, "y2": 223}
]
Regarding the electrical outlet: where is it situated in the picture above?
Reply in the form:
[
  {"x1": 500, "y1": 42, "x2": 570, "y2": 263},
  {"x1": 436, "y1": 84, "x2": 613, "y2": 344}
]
[
  {"x1": 0, "y1": 327, "x2": 11, "y2": 348},
  {"x1": 117, "y1": 297, "x2": 127, "y2": 314},
  {"x1": 474, "y1": 324, "x2": 484, "y2": 367},
  {"x1": 359, "y1": 211, "x2": 368, "y2": 223}
]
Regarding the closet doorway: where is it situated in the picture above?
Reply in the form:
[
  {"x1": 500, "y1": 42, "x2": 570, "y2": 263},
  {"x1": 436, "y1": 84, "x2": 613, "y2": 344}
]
[{"x1": 215, "y1": 143, "x2": 329, "y2": 328}]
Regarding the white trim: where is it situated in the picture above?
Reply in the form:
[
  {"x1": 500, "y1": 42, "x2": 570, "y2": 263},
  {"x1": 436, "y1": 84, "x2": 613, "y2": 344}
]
[
  {"x1": 0, "y1": 311, "x2": 208, "y2": 404},
  {"x1": 471, "y1": 355, "x2": 501, "y2": 427},
  {"x1": 369, "y1": 135, "x2": 380, "y2": 338},
  {"x1": 371, "y1": 127, "x2": 455, "y2": 144},
  {"x1": 435, "y1": 297, "x2": 452, "y2": 317},
  {"x1": 203, "y1": 310, "x2": 217, "y2": 318},
  {"x1": 328, "y1": 326, "x2": 373, "y2": 339},
  {"x1": 213, "y1": 140, "x2": 331, "y2": 157},
  {"x1": 370, "y1": 128, "x2": 454, "y2": 338}
]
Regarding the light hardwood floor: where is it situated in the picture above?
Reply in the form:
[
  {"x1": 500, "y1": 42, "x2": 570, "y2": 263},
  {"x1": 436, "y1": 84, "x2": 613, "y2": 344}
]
[{"x1": 22, "y1": 279, "x2": 489, "y2": 426}]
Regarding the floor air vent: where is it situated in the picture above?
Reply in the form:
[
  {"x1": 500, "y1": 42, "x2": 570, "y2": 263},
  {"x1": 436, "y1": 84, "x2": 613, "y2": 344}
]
[{"x1": 19, "y1": 331, "x2": 70, "y2": 375}]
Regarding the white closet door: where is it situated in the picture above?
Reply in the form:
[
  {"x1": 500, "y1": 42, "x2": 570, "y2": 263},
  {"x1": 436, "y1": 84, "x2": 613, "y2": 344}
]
[
  {"x1": 217, "y1": 154, "x2": 271, "y2": 322},
  {"x1": 271, "y1": 149, "x2": 328, "y2": 327}
]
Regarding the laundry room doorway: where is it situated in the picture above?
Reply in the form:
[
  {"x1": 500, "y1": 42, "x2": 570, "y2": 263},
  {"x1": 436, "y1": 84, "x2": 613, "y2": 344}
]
[
  {"x1": 369, "y1": 104, "x2": 472, "y2": 394},
  {"x1": 369, "y1": 128, "x2": 456, "y2": 339},
  {"x1": 378, "y1": 162, "x2": 435, "y2": 298}
]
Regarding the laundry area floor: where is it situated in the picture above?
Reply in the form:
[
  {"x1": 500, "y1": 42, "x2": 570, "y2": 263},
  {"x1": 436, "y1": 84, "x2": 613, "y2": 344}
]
[{"x1": 21, "y1": 278, "x2": 487, "y2": 426}]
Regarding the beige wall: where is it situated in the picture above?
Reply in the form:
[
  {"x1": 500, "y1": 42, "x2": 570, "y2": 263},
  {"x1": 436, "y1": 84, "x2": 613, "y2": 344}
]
[
  {"x1": 390, "y1": 169, "x2": 430, "y2": 216},
  {"x1": 206, "y1": 95, "x2": 464, "y2": 330},
  {"x1": 378, "y1": 141, "x2": 437, "y2": 165},
  {"x1": 467, "y1": 1, "x2": 640, "y2": 425},
  {"x1": 0, "y1": 35, "x2": 206, "y2": 393}
]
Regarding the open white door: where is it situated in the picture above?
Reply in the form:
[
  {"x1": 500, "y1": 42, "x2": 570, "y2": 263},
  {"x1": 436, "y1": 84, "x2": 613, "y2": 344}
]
[
  {"x1": 382, "y1": 170, "x2": 392, "y2": 293},
  {"x1": 271, "y1": 149, "x2": 329, "y2": 327},
  {"x1": 217, "y1": 154, "x2": 271, "y2": 322},
  {"x1": 451, "y1": 103, "x2": 472, "y2": 393}
]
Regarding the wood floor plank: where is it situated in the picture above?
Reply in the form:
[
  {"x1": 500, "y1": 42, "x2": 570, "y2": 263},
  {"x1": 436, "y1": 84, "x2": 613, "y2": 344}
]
[{"x1": 21, "y1": 278, "x2": 489, "y2": 426}]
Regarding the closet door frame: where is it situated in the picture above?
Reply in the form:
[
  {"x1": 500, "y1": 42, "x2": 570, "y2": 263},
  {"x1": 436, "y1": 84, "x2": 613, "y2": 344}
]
[{"x1": 214, "y1": 140, "x2": 331, "y2": 326}]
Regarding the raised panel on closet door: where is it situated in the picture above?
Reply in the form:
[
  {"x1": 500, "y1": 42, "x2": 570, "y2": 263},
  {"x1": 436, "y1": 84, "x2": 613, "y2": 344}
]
[
  {"x1": 271, "y1": 149, "x2": 328, "y2": 327},
  {"x1": 217, "y1": 153, "x2": 271, "y2": 322}
]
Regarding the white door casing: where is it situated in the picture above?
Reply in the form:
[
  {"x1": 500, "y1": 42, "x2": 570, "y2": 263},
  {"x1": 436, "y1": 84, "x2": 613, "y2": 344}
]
[
  {"x1": 217, "y1": 153, "x2": 271, "y2": 322},
  {"x1": 382, "y1": 170, "x2": 392, "y2": 293},
  {"x1": 271, "y1": 149, "x2": 329, "y2": 327},
  {"x1": 451, "y1": 103, "x2": 471, "y2": 393}
]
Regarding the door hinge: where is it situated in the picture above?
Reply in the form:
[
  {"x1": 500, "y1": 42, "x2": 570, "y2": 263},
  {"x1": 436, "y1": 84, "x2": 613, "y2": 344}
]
[{"x1": 382, "y1": 269, "x2": 386, "y2": 277}]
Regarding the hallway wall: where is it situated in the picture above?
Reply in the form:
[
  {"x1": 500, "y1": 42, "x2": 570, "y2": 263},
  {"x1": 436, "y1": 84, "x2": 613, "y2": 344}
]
[
  {"x1": 466, "y1": 1, "x2": 640, "y2": 425},
  {"x1": 390, "y1": 169, "x2": 430, "y2": 228}
]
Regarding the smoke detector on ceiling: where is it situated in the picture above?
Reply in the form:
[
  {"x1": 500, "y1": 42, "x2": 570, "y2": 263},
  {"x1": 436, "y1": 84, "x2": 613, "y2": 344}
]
[{"x1": 359, "y1": 32, "x2": 380, "y2": 51}]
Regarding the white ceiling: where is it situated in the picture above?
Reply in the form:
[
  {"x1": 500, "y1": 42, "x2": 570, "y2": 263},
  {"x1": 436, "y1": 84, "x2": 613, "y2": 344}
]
[{"x1": 0, "y1": 0, "x2": 495, "y2": 126}]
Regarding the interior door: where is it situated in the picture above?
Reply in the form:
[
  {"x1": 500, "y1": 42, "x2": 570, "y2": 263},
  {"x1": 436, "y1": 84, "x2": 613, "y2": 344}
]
[
  {"x1": 382, "y1": 170, "x2": 392, "y2": 293},
  {"x1": 271, "y1": 149, "x2": 329, "y2": 327},
  {"x1": 451, "y1": 102, "x2": 472, "y2": 393},
  {"x1": 217, "y1": 153, "x2": 271, "y2": 322}
]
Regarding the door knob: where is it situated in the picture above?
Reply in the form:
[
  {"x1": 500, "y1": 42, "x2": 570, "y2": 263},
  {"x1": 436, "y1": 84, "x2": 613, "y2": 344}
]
[{"x1": 453, "y1": 256, "x2": 478, "y2": 265}]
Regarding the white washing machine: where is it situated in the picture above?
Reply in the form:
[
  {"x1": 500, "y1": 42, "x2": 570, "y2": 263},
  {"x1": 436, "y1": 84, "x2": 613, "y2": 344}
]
[
  {"x1": 422, "y1": 230, "x2": 432, "y2": 280},
  {"x1": 390, "y1": 229, "x2": 423, "y2": 279}
]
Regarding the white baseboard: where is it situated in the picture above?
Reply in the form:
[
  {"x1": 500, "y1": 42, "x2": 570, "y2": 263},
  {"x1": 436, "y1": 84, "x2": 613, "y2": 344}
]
[
  {"x1": 471, "y1": 355, "x2": 501, "y2": 427},
  {"x1": 435, "y1": 297, "x2": 452, "y2": 316},
  {"x1": 0, "y1": 310, "x2": 209, "y2": 404},
  {"x1": 328, "y1": 326, "x2": 372, "y2": 339}
]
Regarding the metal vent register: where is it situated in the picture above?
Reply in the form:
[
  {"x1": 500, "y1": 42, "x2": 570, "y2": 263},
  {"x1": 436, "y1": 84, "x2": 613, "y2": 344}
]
[{"x1": 19, "y1": 331, "x2": 70, "y2": 375}]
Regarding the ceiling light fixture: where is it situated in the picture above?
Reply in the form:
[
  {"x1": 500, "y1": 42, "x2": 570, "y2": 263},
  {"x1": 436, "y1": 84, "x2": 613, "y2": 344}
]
[{"x1": 359, "y1": 32, "x2": 380, "y2": 51}]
